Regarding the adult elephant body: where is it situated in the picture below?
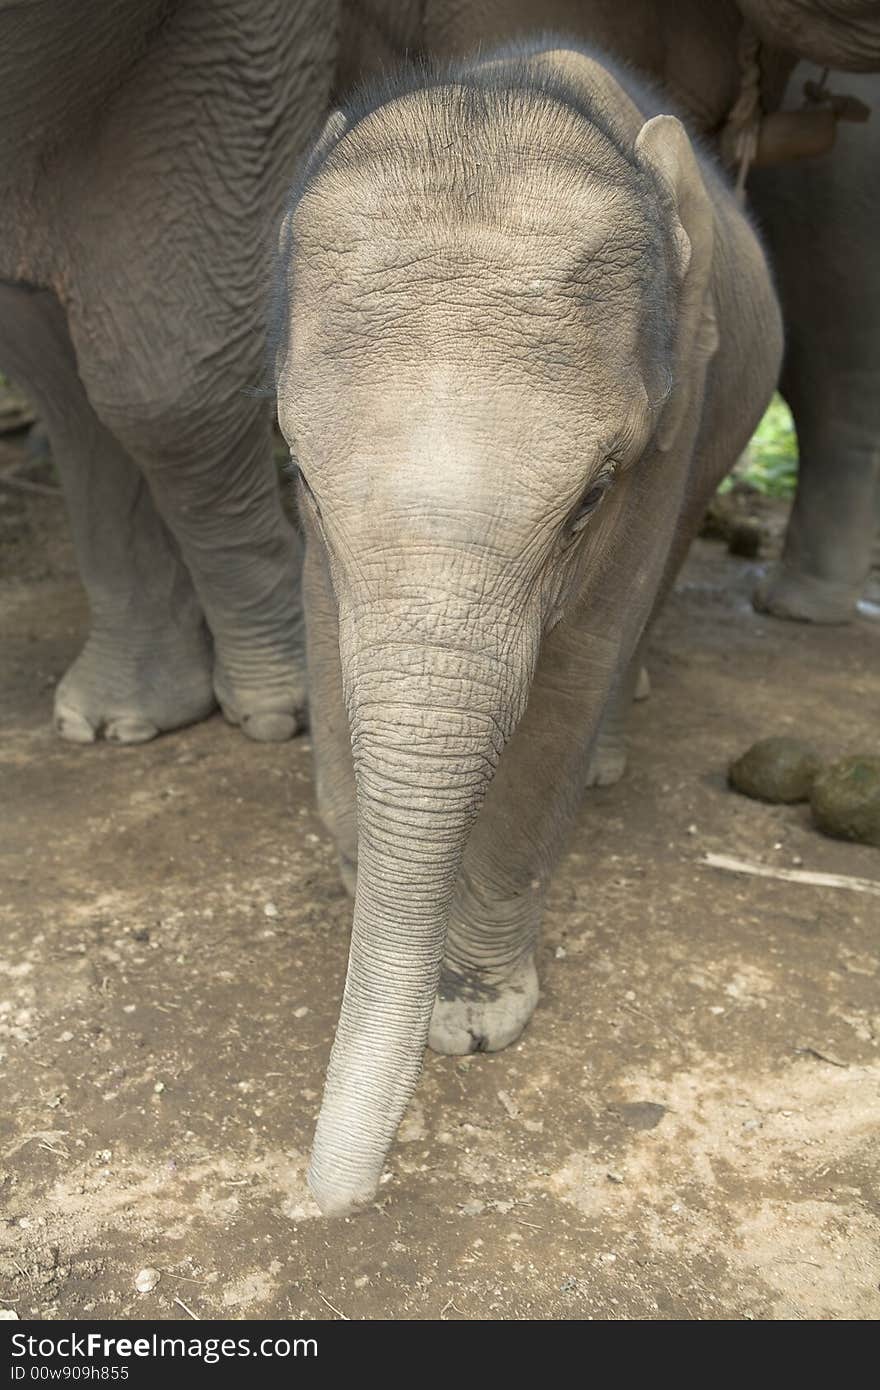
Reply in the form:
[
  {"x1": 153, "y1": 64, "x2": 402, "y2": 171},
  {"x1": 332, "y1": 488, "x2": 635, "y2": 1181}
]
[
  {"x1": 0, "y1": 0, "x2": 338, "y2": 743},
  {"x1": 342, "y1": 0, "x2": 880, "y2": 624}
]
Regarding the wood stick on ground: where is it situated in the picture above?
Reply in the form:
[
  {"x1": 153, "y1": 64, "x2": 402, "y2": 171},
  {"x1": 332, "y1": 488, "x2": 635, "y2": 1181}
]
[{"x1": 702, "y1": 852, "x2": 880, "y2": 897}]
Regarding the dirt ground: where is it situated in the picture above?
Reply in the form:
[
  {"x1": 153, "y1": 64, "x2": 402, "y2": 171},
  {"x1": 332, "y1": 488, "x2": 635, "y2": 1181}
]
[{"x1": 1, "y1": 439, "x2": 879, "y2": 1322}]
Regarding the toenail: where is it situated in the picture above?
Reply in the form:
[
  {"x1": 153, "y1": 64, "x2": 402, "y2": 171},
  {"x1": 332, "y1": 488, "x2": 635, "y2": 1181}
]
[
  {"x1": 55, "y1": 711, "x2": 97, "y2": 745},
  {"x1": 105, "y1": 718, "x2": 159, "y2": 745},
  {"x1": 241, "y1": 711, "x2": 300, "y2": 742}
]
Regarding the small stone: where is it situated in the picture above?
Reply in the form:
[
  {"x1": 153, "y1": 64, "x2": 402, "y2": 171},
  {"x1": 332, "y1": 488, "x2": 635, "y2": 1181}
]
[
  {"x1": 153, "y1": 1081, "x2": 165, "y2": 1094},
  {"x1": 728, "y1": 737, "x2": 821, "y2": 804},
  {"x1": 810, "y1": 757, "x2": 880, "y2": 848},
  {"x1": 0, "y1": 1309, "x2": 20, "y2": 1320},
  {"x1": 263, "y1": 902, "x2": 279, "y2": 918},
  {"x1": 135, "y1": 1267, "x2": 161, "y2": 1294},
  {"x1": 609, "y1": 1101, "x2": 668, "y2": 1131},
  {"x1": 460, "y1": 1199, "x2": 485, "y2": 1216},
  {"x1": 497, "y1": 1089, "x2": 519, "y2": 1119},
  {"x1": 606, "y1": 1171, "x2": 625, "y2": 1184}
]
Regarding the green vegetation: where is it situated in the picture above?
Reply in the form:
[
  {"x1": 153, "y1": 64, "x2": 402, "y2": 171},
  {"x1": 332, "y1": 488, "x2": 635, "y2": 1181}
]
[{"x1": 730, "y1": 393, "x2": 798, "y2": 497}]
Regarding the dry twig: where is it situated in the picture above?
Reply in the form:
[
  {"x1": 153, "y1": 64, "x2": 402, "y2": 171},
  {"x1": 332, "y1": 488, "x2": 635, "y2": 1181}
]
[{"x1": 702, "y1": 852, "x2": 880, "y2": 897}]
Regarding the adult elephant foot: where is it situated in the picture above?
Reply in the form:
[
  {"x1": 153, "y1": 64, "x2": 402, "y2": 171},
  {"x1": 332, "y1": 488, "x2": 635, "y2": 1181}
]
[
  {"x1": 55, "y1": 611, "x2": 216, "y2": 744},
  {"x1": 753, "y1": 563, "x2": 858, "y2": 625},
  {"x1": 428, "y1": 957, "x2": 539, "y2": 1055},
  {"x1": 213, "y1": 637, "x2": 308, "y2": 743}
]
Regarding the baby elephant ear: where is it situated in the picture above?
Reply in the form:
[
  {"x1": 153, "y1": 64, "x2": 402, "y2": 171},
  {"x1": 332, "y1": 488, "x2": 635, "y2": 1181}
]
[{"x1": 635, "y1": 115, "x2": 719, "y2": 453}]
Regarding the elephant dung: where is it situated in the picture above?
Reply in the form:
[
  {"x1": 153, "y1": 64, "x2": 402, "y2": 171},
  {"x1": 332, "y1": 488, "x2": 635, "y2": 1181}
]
[
  {"x1": 728, "y1": 736, "x2": 821, "y2": 803},
  {"x1": 810, "y1": 757, "x2": 880, "y2": 847}
]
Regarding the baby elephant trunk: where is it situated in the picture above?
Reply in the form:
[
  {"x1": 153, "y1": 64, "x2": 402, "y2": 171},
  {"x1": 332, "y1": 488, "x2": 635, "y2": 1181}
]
[{"x1": 307, "y1": 597, "x2": 535, "y2": 1215}]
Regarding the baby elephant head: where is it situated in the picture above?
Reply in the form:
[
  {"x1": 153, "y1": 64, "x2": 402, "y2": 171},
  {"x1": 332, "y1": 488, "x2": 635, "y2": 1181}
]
[{"x1": 274, "y1": 47, "x2": 718, "y2": 1215}]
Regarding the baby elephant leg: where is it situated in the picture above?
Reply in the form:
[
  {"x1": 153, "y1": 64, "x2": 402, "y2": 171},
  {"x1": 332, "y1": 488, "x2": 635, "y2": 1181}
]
[
  {"x1": 0, "y1": 284, "x2": 214, "y2": 743},
  {"x1": 430, "y1": 620, "x2": 614, "y2": 1056},
  {"x1": 584, "y1": 651, "x2": 647, "y2": 787},
  {"x1": 430, "y1": 861, "x2": 542, "y2": 1055}
]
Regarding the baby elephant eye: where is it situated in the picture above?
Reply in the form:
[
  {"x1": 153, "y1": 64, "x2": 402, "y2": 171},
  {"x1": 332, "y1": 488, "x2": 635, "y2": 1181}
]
[
  {"x1": 570, "y1": 475, "x2": 611, "y2": 533},
  {"x1": 580, "y1": 483, "x2": 606, "y2": 512}
]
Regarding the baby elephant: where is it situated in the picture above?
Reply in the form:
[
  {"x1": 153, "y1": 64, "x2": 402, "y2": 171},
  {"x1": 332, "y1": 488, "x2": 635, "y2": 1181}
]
[{"x1": 274, "y1": 42, "x2": 783, "y2": 1214}]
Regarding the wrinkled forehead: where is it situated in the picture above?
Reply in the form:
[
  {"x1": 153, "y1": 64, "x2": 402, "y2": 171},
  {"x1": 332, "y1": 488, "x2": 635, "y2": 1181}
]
[
  {"x1": 290, "y1": 182, "x2": 657, "y2": 382},
  {"x1": 279, "y1": 91, "x2": 668, "y2": 422}
]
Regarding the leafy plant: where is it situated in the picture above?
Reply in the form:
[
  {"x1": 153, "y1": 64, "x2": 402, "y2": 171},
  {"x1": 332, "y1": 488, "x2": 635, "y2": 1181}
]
[{"x1": 730, "y1": 394, "x2": 799, "y2": 497}]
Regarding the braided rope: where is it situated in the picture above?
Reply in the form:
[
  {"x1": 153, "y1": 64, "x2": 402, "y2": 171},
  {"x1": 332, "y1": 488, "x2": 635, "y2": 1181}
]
[{"x1": 721, "y1": 21, "x2": 762, "y2": 203}]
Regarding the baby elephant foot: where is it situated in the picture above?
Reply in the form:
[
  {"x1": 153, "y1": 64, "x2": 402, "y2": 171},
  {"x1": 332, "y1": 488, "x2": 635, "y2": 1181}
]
[
  {"x1": 753, "y1": 564, "x2": 858, "y2": 625},
  {"x1": 585, "y1": 730, "x2": 628, "y2": 787},
  {"x1": 54, "y1": 618, "x2": 216, "y2": 745},
  {"x1": 428, "y1": 957, "x2": 539, "y2": 1055}
]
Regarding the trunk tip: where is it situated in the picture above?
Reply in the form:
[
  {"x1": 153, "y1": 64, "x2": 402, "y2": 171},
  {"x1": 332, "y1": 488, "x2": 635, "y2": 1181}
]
[{"x1": 307, "y1": 1158, "x2": 380, "y2": 1218}]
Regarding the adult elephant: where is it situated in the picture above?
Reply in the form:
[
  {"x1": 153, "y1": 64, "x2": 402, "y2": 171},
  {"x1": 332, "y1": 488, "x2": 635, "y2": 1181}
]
[
  {"x1": 0, "y1": 0, "x2": 338, "y2": 744},
  {"x1": 750, "y1": 68, "x2": 880, "y2": 622},
  {"x1": 341, "y1": 0, "x2": 880, "y2": 623}
]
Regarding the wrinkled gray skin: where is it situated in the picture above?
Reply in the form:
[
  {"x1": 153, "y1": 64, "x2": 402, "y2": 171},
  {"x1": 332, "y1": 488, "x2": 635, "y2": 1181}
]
[
  {"x1": 277, "y1": 43, "x2": 783, "y2": 1214},
  {"x1": 750, "y1": 69, "x2": 880, "y2": 623},
  {"x1": 2, "y1": 1, "x2": 873, "y2": 751},
  {"x1": 0, "y1": 0, "x2": 338, "y2": 743},
  {"x1": 341, "y1": 0, "x2": 880, "y2": 625}
]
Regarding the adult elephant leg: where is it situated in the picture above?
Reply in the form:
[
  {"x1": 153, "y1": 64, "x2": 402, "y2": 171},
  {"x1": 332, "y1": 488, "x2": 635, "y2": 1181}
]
[
  {"x1": 756, "y1": 369, "x2": 880, "y2": 623},
  {"x1": 302, "y1": 537, "x2": 357, "y2": 893},
  {"x1": 0, "y1": 282, "x2": 214, "y2": 743},
  {"x1": 750, "y1": 81, "x2": 880, "y2": 624},
  {"x1": 66, "y1": 317, "x2": 308, "y2": 754},
  {"x1": 58, "y1": 0, "x2": 336, "y2": 740},
  {"x1": 429, "y1": 617, "x2": 618, "y2": 1056},
  {"x1": 71, "y1": 310, "x2": 306, "y2": 743},
  {"x1": 133, "y1": 398, "x2": 307, "y2": 743}
]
